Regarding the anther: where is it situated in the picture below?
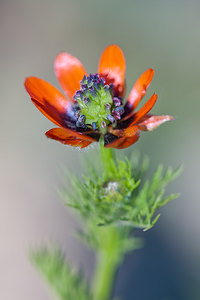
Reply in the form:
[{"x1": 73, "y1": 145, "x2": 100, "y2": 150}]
[
  {"x1": 105, "y1": 103, "x2": 111, "y2": 110},
  {"x1": 73, "y1": 90, "x2": 83, "y2": 101},
  {"x1": 115, "y1": 106, "x2": 124, "y2": 115},
  {"x1": 112, "y1": 110, "x2": 121, "y2": 120},
  {"x1": 80, "y1": 75, "x2": 87, "y2": 84},
  {"x1": 81, "y1": 84, "x2": 88, "y2": 91},
  {"x1": 87, "y1": 76, "x2": 91, "y2": 84},
  {"x1": 83, "y1": 88, "x2": 90, "y2": 98},
  {"x1": 91, "y1": 73, "x2": 99, "y2": 80},
  {"x1": 76, "y1": 114, "x2": 86, "y2": 127},
  {"x1": 101, "y1": 120, "x2": 107, "y2": 128},
  {"x1": 89, "y1": 86, "x2": 97, "y2": 97},
  {"x1": 92, "y1": 122, "x2": 97, "y2": 131},
  {"x1": 104, "y1": 84, "x2": 110, "y2": 92},
  {"x1": 89, "y1": 74, "x2": 95, "y2": 80},
  {"x1": 107, "y1": 114, "x2": 116, "y2": 124},
  {"x1": 113, "y1": 97, "x2": 122, "y2": 107},
  {"x1": 93, "y1": 82, "x2": 100, "y2": 90},
  {"x1": 99, "y1": 78, "x2": 105, "y2": 87}
]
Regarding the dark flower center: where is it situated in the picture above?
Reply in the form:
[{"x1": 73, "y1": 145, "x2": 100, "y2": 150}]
[{"x1": 73, "y1": 73, "x2": 124, "y2": 132}]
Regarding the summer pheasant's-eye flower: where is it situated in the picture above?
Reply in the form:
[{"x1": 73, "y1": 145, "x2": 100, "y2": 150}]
[{"x1": 24, "y1": 45, "x2": 173, "y2": 149}]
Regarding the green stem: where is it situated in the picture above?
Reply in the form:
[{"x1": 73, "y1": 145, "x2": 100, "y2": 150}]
[
  {"x1": 99, "y1": 140, "x2": 117, "y2": 179},
  {"x1": 92, "y1": 142, "x2": 131, "y2": 300},
  {"x1": 93, "y1": 252, "x2": 118, "y2": 300},
  {"x1": 92, "y1": 226, "x2": 122, "y2": 300}
]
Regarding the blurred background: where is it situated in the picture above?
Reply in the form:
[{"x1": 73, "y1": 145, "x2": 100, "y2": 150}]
[{"x1": 1, "y1": 0, "x2": 199, "y2": 299}]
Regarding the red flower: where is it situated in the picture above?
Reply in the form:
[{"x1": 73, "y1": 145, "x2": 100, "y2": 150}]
[{"x1": 24, "y1": 45, "x2": 173, "y2": 149}]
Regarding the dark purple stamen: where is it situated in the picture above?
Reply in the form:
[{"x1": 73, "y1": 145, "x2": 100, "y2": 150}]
[
  {"x1": 112, "y1": 110, "x2": 121, "y2": 120},
  {"x1": 105, "y1": 103, "x2": 111, "y2": 110},
  {"x1": 83, "y1": 97, "x2": 90, "y2": 104},
  {"x1": 107, "y1": 114, "x2": 116, "y2": 124},
  {"x1": 101, "y1": 120, "x2": 106, "y2": 128},
  {"x1": 98, "y1": 78, "x2": 105, "y2": 87},
  {"x1": 101, "y1": 77, "x2": 106, "y2": 84},
  {"x1": 76, "y1": 114, "x2": 86, "y2": 128},
  {"x1": 89, "y1": 73, "x2": 99, "y2": 80},
  {"x1": 73, "y1": 90, "x2": 83, "y2": 101},
  {"x1": 84, "y1": 88, "x2": 90, "y2": 98},
  {"x1": 92, "y1": 122, "x2": 97, "y2": 131},
  {"x1": 81, "y1": 84, "x2": 88, "y2": 90},
  {"x1": 104, "y1": 84, "x2": 110, "y2": 92},
  {"x1": 113, "y1": 97, "x2": 122, "y2": 107},
  {"x1": 115, "y1": 106, "x2": 124, "y2": 115},
  {"x1": 80, "y1": 75, "x2": 87, "y2": 84},
  {"x1": 87, "y1": 77, "x2": 92, "y2": 87},
  {"x1": 93, "y1": 82, "x2": 100, "y2": 90},
  {"x1": 89, "y1": 86, "x2": 97, "y2": 97},
  {"x1": 74, "y1": 105, "x2": 80, "y2": 119}
]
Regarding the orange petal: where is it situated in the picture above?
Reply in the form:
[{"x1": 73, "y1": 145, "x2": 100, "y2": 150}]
[
  {"x1": 45, "y1": 128, "x2": 97, "y2": 148},
  {"x1": 125, "y1": 69, "x2": 154, "y2": 112},
  {"x1": 104, "y1": 130, "x2": 140, "y2": 149},
  {"x1": 25, "y1": 77, "x2": 72, "y2": 127},
  {"x1": 98, "y1": 44, "x2": 126, "y2": 97},
  {"x1": 109, "y1": 124, "x2": 139, "y2": 138},
  {"x1": 128, "y1": 93, "x2": 157, "y2": 126},
  {"x1": 137, "y1": 115, "x2": 174, "y2": 131},
  {"x1": 54, "y1": 52, "x2": 87, "y2": 102}
]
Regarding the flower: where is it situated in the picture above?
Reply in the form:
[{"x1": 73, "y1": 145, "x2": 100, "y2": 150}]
[{"x1": 24, "y1": 45, "x2": 173, "y2": 149}]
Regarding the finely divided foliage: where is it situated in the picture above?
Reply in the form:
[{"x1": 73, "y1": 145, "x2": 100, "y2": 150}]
[
  {"x1": 31, "y1": 249, "x2": 91, "y2": 300},
  {"x1": 61, "y1": 149, "x2": 181, "y2": 232},
  {"x1": 32, "y1": 150, "x2": 180, "y2": 300}
]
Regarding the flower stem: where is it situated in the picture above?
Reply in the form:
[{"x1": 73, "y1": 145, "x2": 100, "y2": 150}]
[
  {"x1": 92, "y1": 226, "x2": 122, "y2": 300},
  {"x1": 92, "y1": 142, "x2": 133, "y2": 300},
  {"x1": 99, "y1": 140, "x2": 116, "y2": 178}
]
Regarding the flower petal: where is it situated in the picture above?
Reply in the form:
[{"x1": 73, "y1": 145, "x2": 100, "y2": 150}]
[
  {"x1": 98, "y1": 44, "x2": 126, "y2": 97},
  {"x1": 24, "y1": 77, "x2": 72, "y2": 127},
  {"x1": 104, "y1": 130, "x2": 140, "y2": 149},
  {"x1": 127, "y1": 93, "x2": 157, "y2": 126},
  {"x1": 54, "y1": 52, "x2": 87, "y2": 102},
  {"x1": 125, "y1": 69, "x2": 154, "y2": 113},
  {"x1": 137, "y1": 115, "x2": 174, "y2": 131},
  {"x1": 45, "y1": 127, "x2": 97, "y2": 148}
]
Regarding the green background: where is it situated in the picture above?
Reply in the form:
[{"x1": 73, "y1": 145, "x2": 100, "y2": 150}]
[{"x1": 1, "y1": 0, "x2": 199, "y2": 299}]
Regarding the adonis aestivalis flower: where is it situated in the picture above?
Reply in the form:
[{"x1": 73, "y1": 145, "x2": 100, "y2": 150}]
[{"x1": 25, "y1": 45, "x2": 173, "y2": 149}]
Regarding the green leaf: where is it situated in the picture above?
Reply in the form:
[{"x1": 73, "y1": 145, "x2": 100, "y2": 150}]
[
  {"x1": 30, "y1": 248, "x2": 91, "y2": 300},
  {"x1": 60, "y1": 148, "x2": 182, "y2": 233}
]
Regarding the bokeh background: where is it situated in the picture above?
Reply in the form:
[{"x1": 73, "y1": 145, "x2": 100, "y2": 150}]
[{"x1": 1, "y1": 0, "x2": 200, "y2": 299}]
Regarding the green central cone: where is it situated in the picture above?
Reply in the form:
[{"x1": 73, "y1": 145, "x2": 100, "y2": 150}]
[{"x1": 73, "y1": 74, "x2": 115, "y2": 132}]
